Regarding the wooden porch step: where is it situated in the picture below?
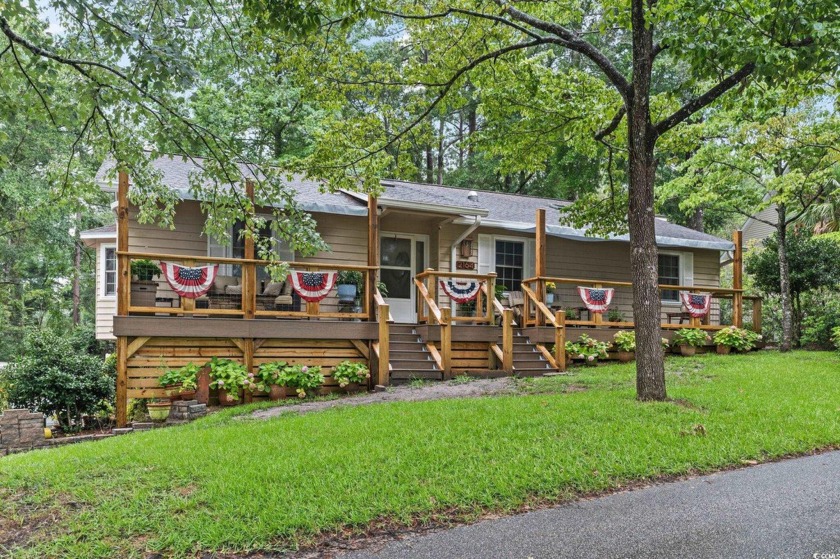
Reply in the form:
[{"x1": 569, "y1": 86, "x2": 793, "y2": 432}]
[
  {"x1": 389, "y1": 359, "x2": 438, "y2": 370},
  {"x1": 390, "y1": 332, "x2": 422, "y2": 341},
  {"x1": 390, "y1": 369, "x2": 444, "y2": 381},
  {"x1": 390, "y1": 341, "x2": 428, "y2": 352}
]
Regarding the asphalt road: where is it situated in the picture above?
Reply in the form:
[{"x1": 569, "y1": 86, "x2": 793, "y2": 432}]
[{"x1": 342, "y1": 451, "x2": 840, "y2": 559}]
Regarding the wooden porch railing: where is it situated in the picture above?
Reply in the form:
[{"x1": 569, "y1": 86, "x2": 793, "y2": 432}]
[
  {"x1": 520, "y1": 276, "x2": 762, "y2": 333},
  {"x1": 372, "y1": 287, "x2": 391, "y2": 386},
  {"x1": 415, "y1": 269, "x2": 497, "y2": 324},
  {"x1": 413, "y1": 272, "x2": 453, "y2": 376},
  {"x1": 117, "y1": 250, "x2": 378, "y2": 321}
]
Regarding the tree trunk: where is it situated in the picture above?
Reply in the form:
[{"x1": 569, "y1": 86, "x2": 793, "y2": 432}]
[
  {"x1": 437, "y1": 117, "x2": 444, "y2": 185},
  {"x1": 628, "y1": 0, "x2": 666, "y2": 401},
  {"x1": 72, "y1": 212, "x2": 81, "y2": 325},
  {"x1": 425, "y1": 146, "x2": 434, "y2": 183},
  {"x1": 689, "y1": 206, "x2": 704, "y2": 232},
  {"x1": 776, "y1": 205, "x2": 793, "y2": 352}
]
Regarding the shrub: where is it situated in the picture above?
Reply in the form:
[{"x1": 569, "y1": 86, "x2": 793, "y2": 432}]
[
  {"x1": 332, "y1": 361, "x2": 370, "y2": 388},
  {"x1": 251, "y1": 361, "x2": 289, "y2": 393},
  {"x1": 832, "y1": 327, "x2": 840, "y2": 352},
  {"x1": 283, "y1": 365, "x2": 324, "y2": 398},
  {"x1": 207, "y1": 357, "x2": 249, "y2": 395},
  {"x1": 612, "y1": 330, "x2": 636, "y2": 352},
  {"x1": 565, "y1": 334, "x2": 609, "y2": 363},
  {"x1": 713, "y1": 326, "x2": 761, "y2": 352},
  {"x1": 673, "y1": 328, "x2": 710, "y2": 348},
  {"x1": 3, "y1": 330, "x2": 113, "y2": 431}
]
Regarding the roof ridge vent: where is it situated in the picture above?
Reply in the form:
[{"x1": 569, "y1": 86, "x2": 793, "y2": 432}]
[{"x1": 467, "y1": 190, "x2": 479, "y2": 202}]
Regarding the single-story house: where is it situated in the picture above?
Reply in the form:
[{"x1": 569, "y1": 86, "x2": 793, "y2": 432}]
[{"x1": 81, "y1": 155, "x2": 755, "y2": 426}]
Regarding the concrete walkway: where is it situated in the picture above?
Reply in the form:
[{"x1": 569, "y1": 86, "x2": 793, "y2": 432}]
[{"x1": 341, "y1": 451, "x2": 840, "y2": 559}]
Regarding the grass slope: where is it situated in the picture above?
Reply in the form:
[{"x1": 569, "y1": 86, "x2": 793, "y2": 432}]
[{"x1": 2, "y1": 351, "x2": 839, "y2": 558}]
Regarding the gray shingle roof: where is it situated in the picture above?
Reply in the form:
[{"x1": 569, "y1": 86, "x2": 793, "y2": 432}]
[
  {"x1": 94, "y1": 155, "x2": 733, "y2": 251},
  {"x1": 79, "y1": 224, "x2": 116, "y2": 238}
]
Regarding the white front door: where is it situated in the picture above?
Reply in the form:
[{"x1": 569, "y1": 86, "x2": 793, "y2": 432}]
[{"x1": 380, "y1": 233, "x2": 428, "y2": 323}]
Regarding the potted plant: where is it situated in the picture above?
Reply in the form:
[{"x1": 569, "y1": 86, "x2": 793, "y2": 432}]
[
  {"x1": 565, "y1": 334, "x2": 609, "y2": 366},
  {"x1": 147, "y1": 398, "x2": 171, "y2": 422},
  {"x1": 544, "y1": 281, "x2": 556, "y2": 305},
  {"x1": 606, "y1": 309, "x2": 624, "y2": 325},
  {"x1": 252, "y1": 361, "x2": 289, "y2": 400},
  {"x1": 337, "y1": 270, "x2": 363, "y2": 304},
  {"x1": 332, "y1": 360, "x2": 370, "y2": 392},
  {"x1": 713, "y1": 326, "x2": 761, "y2": 354},
  {"x1": 283, "y1": 364, "x2": 324, "y2": 398},
  {"x1": 158, "y1": 362, "x2": 201, "y2": 401},
  {"x1": 565, "y1": 308, "x2": 579, "y2": 321},
  {"x1": 130, "y1": 259, "x2": 160, "y2": 307},
  {"x1": 612, "y1": 330, "x2": 636, "y2": 363},
  {"x1": 672, "y1": 328, "x2": 710, "y2": 356},
  {"x1": 208, "y1": 357, "x2": 248, "y2": 406}
]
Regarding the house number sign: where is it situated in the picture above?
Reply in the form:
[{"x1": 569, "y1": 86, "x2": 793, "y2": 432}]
[{"x1": 456, "y1": 260, "x2": 476, "y2": 270}]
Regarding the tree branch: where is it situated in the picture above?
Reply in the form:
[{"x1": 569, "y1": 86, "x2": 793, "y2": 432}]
[
  {"x1": 594, "y1": 106, "x2": 626, "y2": 141},
  {"x1": 497, "y1": 3, "x2": 631, "y2": 99},
  {"x1": 654, "y1": 63, "x2": 755, "y2": 136}
]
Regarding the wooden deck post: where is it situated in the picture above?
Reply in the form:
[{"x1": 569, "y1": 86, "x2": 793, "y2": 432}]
[
  {"x1": 486, "y1": 272, "x2": 497, "y2": 323},
  {"x1": 593, "y1": 283, "x2": 603, "y2": 326},
  {"x1": 367, "y1": 196, "x2": 379, "y2": 320},
  {"x1": 733, "y1": 230, "x2": 743, "y2": 328},
  {"x1": 752, "y1": 297, "x2": 762, "y2": 334},
  {"x1": 243, "y1": 338, "x2": 255, "y2": 403},
  {"x1": 116, "y1": 170, "x2": 130, "y2": 428},
  {"x1": 243, "y1": 179, "x2": 256, "y2": 320},
  {"x1": 440, "y1": 307, "x2": 452, "y2": 378},
  {"x1": 535, "y1": 209, "x2": 546, "y2": 326},
  {"x1": 378, "y1": 302, "x2": 390, "y2": 386},
  {"x1": 554, "y1": 311, "x2": 566, "y2": 372},
  {"x1": 502, "y1": 308, "x2": 514, "y2": 373}
]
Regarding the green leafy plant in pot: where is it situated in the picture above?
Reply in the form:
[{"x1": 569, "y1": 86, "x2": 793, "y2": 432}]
[
  {"x1": 612, "y1": 330, "x2": 636, "y2": 363},
  {"x1": 332, "y1": 360, "x2": 370, "y2": 392},
  {"x1": 712, "y1": 326, "x2": 761, "y2": 354},
  {"x1": 158, "y1": 363, "x2": 201, "y2": 400},
  {"x1": 337, "y1": 270, "x2": 363, "y2": 304},
  {"x1": 672, "y1": 328, "x2": 710, "y2": 356},
  {"x1": 283, "y1": 364, "x2": 324, "y2": 398},
  {"x1": 208, "y1": 357, "x2": 248, "y2": 405},
  {"x1": 252, "y1": 361, "x2": 289, "y2": 400},
  {"x1": 565, "y1": 334, "x2": 609, "y2": 366}
]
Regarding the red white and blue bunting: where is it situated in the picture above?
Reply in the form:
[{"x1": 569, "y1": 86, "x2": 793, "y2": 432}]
[
  {"x1": 439, "y1": 279, "x2": 482, "y2": 304},
  {"x1": 577, "y1": 286, "x2": 614, "y2": 314},
  {"x1": 159, "y1": 261, "x2": 219, "y2": 299},
  {"x1": 680, "y1": 291, "x2": 712, "y2": 318},
  {"x1": 287, "y1": 270, "x2": 338, "y2": 302}
]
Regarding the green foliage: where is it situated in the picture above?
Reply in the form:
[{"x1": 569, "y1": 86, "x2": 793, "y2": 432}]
[
  {"x1": 831, "y1": 327, "x2": 840, "y2": 351},
  {"x1": 130, "y1": 260, "x2": 161, "y2": 281},
  {"x1": 673, "y1": 329, "x2": 710, "y2": 348},
  {"x1": 799, "y1": 294, "x2": 840, "y2": 349},
  {"x1": 565, "y1": 334, "x2": 610, "y2": 363},
  {"x1": 252, "y1": 361, "x2": 289, "y2": 393},
  {"x1": 2, "y1": 330, "x2": 113, "y2": 431},
  {"x1": 158, "y1": 363, "x2": 201, "y2": 393},
  {"x1": 606, "y1": 309, "x2": 624, "y2": 323},
  {"x1": 712, "y1": 327, "x2": 761, "y2": 352},
  {"x1": 746, "y1": 231, "x2": 840, "y2": 297},
  {"x1": 612, "y1": 330, "x2": 636, "y2": 352},
  {"x1": 207, "y1": 358, "x2": 249, "y2": 395},
  {"x1": 337, "y1": 271, "x2": 363, "y2": 289},
  {"x1": 283, "y1": 365, "x2": 324, "y2": 398},
  {"x1": 331, "y1": 361, "x2": 370, "y2": 388}
]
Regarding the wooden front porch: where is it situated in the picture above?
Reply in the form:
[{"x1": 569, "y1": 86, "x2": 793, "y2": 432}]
[{"x1": 112, "y1": 171, "x2": 760, "y2": 426}]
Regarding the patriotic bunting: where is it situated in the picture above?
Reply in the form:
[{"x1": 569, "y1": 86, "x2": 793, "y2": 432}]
[
  {"x1": 287, "y1": 270, "x2": 338, "y2": 302},
  {"x1": 439, "y1": 279, "x2": 482, "y2": 304},
  {"x1": 577, "y1": 286, "x2": 614, "y2": 314},
  {"x1": 159, "y1": 262, "x2": 219, "y2": 299},
  {"x1": 680, "y1": 291, "x2": 712, "y2": 318}
]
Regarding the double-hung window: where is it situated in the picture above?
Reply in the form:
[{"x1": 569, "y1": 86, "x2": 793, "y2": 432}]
[
  {"x1": 658, "y1": 253, "x2": 681, "y2": 303},
  {"x1": 102, "y1": 246, "x2": 117, "y2": 296},
  {"x1": 495, "y1": 240, "x2": 525, "y2": 291}
]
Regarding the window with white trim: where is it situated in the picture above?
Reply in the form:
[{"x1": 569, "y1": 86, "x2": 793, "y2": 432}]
[
  {"x1": 495, "y1": 239, "x2": 524, "y2": 291},
  {"x1": 209, "y1": 219, "x2": 295, "y2": 279},
  {"x1": 658, "y1": 253, "x2": 681, "y2": 303},
  {"x1": 102, "y1": 245, "x2": 117, "y2": 296}
]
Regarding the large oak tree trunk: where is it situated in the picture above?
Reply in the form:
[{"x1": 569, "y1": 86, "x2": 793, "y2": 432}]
[
  {"x1": 776, "y1": 205, "x2": 793, "y2": 352},
  {"x1": 628, "y1": 0, "x2": 666, "y2": 401}
]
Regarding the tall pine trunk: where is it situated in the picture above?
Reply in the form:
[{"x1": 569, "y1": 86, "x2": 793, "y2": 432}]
[
  {"x1": 629, "y1": 0, "x2": 666, "y2": 400},
  {"x1": 776, "y1": 205, "x2": 793, "y2": 351}
]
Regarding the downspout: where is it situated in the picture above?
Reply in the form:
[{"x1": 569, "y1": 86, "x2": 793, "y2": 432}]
[{"x1": 450, "y1": 215, "x2": 482, "y2": 313}]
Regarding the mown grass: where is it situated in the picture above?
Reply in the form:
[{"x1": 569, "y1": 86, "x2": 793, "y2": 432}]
[{"x1": 2, "y1": 351, "x2": 839, "y2": 558}]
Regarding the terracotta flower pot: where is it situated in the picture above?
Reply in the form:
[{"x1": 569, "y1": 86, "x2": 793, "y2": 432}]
[
  {"x1": 147, "y1": 401, "x2": 171, "y2": 422},
  {"x1": 179, "y1": 389, "x2": 196, "y2": 401},
  {"x1": 218, "y1": 388, "x2": 241, "y2": 406},
  {"x1": 716, "y1": 344, "x2": 731, "y2": 355},
  {"x1": 342, "y1": 382, "x2": 363, "y2": 393},
  {"x1": 269, "y1": 384, "x2": 287, "y2": 401},
  {"x1": 616, "y1": 351, "x2": 635, "y2": 363},
  {"x1": 164, "y1": 384, "x2": 183, "y2": 401},
  {"x1": 679, "y1": 345, "x2": 697, "y2": 357}
]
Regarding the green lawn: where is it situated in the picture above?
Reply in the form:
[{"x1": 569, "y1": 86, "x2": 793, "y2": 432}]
[{"x1": 2, "y1": 351, "x2": 839, "y2": 558}]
